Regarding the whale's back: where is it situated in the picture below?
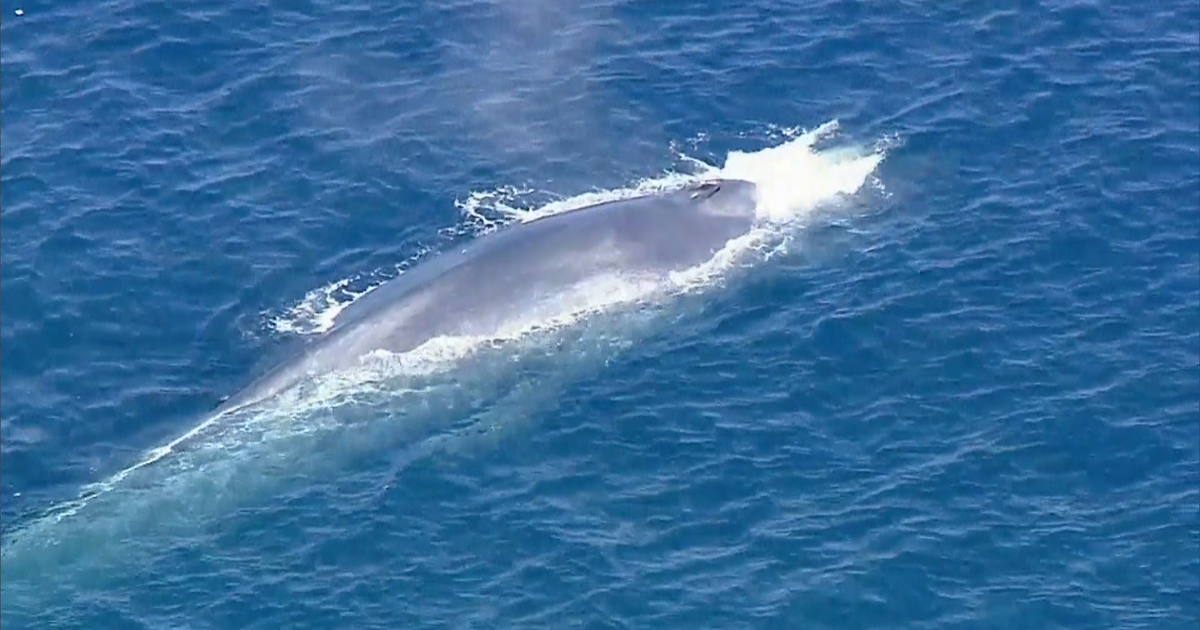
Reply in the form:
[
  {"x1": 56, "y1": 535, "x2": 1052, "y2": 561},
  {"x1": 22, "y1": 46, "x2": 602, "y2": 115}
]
[{"x1": 214, "y1": 180, "x2": 759, "y2": 416}]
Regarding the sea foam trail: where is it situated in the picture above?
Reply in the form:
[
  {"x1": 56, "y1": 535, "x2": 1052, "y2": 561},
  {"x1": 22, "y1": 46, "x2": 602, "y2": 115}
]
[{"x1": 0, "y1": 121, "x2": 889, "y2": 606}]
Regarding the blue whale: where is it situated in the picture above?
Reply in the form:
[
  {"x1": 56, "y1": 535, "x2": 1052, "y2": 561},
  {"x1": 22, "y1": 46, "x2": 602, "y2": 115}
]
[{"x1": 215, "y1": 177, "x2": 760, "y2": 417}]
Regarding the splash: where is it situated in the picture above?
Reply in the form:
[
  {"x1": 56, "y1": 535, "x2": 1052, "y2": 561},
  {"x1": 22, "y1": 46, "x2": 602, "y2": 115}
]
[{"x1": 721, "y1": 120, "x2": 889, "y2": 223}]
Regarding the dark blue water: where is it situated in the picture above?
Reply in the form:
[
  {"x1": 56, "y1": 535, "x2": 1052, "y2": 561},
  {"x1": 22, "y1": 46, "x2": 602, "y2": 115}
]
[{"x1": 3, "y1": 1, "x2": 1197, "y2": 628}]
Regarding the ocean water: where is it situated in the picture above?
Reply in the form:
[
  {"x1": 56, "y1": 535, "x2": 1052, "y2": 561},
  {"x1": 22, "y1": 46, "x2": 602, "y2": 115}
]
[{"x1": 2, "y1": 0, "x2": 1197, "y2": 627}]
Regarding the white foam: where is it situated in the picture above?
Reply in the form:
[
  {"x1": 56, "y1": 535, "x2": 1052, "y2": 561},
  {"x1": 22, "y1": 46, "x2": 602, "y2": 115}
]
[
  {"x1": 267, "y1": 276, "x2": 362, "y2": 335},
  {"x1": 267, "y1": 245, "x2": 436, "y2": 336},
  {"x1": 721, "y1": 120, "x2": 887, "y2": 223},
  {"x1": 466, "y1": 119, "x2": 890, "y2": 230}
]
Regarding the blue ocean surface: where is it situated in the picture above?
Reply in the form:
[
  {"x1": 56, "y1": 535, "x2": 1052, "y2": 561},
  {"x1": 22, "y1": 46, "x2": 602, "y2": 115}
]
[{"x1": 2, "y1": 0, "x2": 1197, "y2": 628}]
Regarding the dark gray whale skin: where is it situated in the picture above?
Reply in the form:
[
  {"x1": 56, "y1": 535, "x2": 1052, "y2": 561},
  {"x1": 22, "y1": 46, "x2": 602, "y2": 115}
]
[{"x1": 214, "y1": 178, "x2": 760, "y2": 417}]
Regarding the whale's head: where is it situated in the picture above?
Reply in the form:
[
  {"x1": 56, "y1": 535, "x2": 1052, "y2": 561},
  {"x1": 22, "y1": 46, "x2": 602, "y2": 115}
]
[{"x1": 686, "y1": 178, "x2": 759, "y2": 219}]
